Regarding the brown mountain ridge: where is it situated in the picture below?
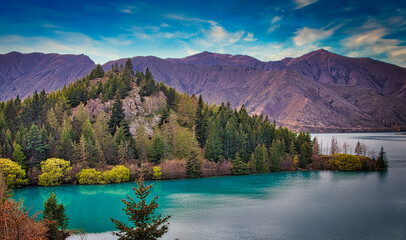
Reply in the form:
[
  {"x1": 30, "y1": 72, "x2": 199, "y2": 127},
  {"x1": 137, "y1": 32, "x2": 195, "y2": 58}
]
[{"x1": 1, "y1": 50, "x2": 405, "y2": 132}]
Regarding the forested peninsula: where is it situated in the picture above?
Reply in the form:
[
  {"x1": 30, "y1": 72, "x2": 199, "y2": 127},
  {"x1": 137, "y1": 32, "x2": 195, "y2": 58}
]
[{"x1": 0, "y1": 60, "x2": 386, "y2": 189}]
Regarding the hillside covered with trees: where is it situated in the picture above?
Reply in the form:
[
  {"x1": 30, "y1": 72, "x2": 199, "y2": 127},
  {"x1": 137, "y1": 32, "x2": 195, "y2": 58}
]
[{"x1": 0, "y1": 60, "x2": 382, "y2": 188}]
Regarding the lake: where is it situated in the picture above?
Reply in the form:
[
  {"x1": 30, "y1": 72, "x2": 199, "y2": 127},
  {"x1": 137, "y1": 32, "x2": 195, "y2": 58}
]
[{"x1": 13, "y1": 132, "x2": 406, "y2": 240}]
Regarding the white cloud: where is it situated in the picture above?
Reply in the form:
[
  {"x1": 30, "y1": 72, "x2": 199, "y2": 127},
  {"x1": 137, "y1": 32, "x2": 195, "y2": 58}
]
[
  {"x1": 121, "y1": 5, "x2": 136, "y2": 14},
  {"x1": 186, "y1": 47, "x2": 199, "y2": 56},
  {"x1": 293, "y1": 27, "x2": 334, "y2": 46},
  {"x1": 271, "y1": 16, "x2": 281, "y2": 24},
  {"x1": 243, "y1": 33, "x2": 257, "y2": 42},
  {"x1": 164, "y1": 13, "x2": 215, "y2": 25},
  {"x1": 342, "y1": 27, "x2": 406, "y2": 66},
  {"x1": 241, "y1": 43, "x2": 321, "y2": 62},
  {"x1": 100, "y1": 35, "x2": 133, "y2": 46},
  {"x1": 160, "y1": 22, "x2": 169, "y2": 27},
  {"x1": 42, "y1": 24, "x2": 63, "y2": 29},
  {"x1": 196, "y1": 23, "x2": 245, "y2": 48},
  {"x1": 0, "y1": 32, "x2": 120, "y2": 64},
  {"x1": 268, "y1": 16, "x2": 281, "y2": 33},
  {"x1": 129, "y1": 26, "x2": 195, "y2": 40},
  {"x1": 295, "y1": 0, "x2": 318, "y2": 9}
]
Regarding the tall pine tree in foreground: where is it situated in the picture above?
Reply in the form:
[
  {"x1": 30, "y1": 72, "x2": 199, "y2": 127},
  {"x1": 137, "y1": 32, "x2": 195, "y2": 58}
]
[
  {"x1": 111, "y1": 178, "x2": 171, "y2": 240},
  {"x1": 43, "y1": 192, "x2": 69, "y2": 240}
]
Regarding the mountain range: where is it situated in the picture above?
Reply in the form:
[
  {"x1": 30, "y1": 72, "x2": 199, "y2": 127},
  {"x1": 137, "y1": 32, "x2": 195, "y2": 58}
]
[{"x1": 1, "y1": 50, "x2": 406, "y2": 132}]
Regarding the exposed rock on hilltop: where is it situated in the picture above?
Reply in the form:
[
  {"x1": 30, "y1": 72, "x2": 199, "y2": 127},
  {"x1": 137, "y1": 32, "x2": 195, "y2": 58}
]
[{"x1": 0, "y1": 51, "x2": 95, "y2": 101}]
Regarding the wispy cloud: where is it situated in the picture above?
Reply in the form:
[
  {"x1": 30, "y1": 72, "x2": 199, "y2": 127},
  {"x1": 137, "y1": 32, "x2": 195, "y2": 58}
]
[
  {"x1": 268, "y1": 16, "x2": 281, "y2": 33},
  {"x1": 164, "y1": 13, "x2": 215, "y2": 25},
  {"x1": 295, "y1": 0, "x2": 318, "y2": 9},
  {"x1": 196, "y1": 23, "x2": 245, "y2": 48},
  {"x1": 293, "y1": 27, "x2": 335, "y2": 46},
  {"x1": 243, "y1": 33, "x2": 257, "y2": 42},
  {"x1": 0, "y1": 32, "x2": 120, "y2": 63},
  {"x1": 121, "y1": 5, "x2": 136, "y2": 14},
  {"x1": 343, "y1": 27, "x2": 406, "y2": 66},
  {"x1": 42, "y1": 24, "x2": 63, "y2": 29},
  {"x1": 271, "y1": 16, "x2": 281, "y2": 24}
]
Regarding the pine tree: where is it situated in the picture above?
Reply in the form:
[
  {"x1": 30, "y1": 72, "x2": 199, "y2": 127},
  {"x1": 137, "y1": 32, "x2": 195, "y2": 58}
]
[
  {"x1": 376, "y1": 146, "x2": 388, "y2": 171},
  {"x1": 12, "y1": 143, "x2": 26, "y2": 164},
  {"x1": 150, "y1": 135, "x2": 165, "y2": 164},
  {"x1": 110, "y1": 178, "x2": 171, "y2": 240},
  {"x1": 22, "y1": 124, "x2": 48, "y2": 168},
  {"x1": 204, "y1": 121, "x2": 224, "y2": 162},
  {"x1": 186, "y1": 149, "x2": 202, "y2": 178},
  {"x1": 195, "y1": 95, "x2": 208, "y2": 148},
  {"x1": 75, "y1": 134, "x2": 88, "y2": 165},
  {"x1": 231, "y1": 152, "x2": 249, "y2": 175},
  {"x1": 109, "y1": 93, "x2": 126, "y2": 135},
  {"x1": 269, "y1": 139, "x2": 285, "y2": 171},
  {"x1": 251, "y1": 144, "x2": 268, "y2": 173},
  {"x1": 43, "y1": 192, "x2": 69, "y2": 240},
  {"x1": 299, "y1": 141, "x2": 312, "y2": 169}
]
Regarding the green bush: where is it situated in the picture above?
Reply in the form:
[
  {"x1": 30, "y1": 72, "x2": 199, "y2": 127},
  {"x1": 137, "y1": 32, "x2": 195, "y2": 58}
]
[
  {"x1": 38, "y1": 158, "x2": 72, "y2": 186},
  {"x1": 334, "y1": 154, "x2": 362, "y2": 171},
  {"x1": 153, "y1": 166, "x2": 162, "y2": 180},
  {"x1": 103, "y1": 165, "x2": 130, "y2": 184},
  {"x1": 76, "y1": 169, "x2": 105, "y2": 184},
  {"x1": 0, "y1": 158, "x2": 28, "y2": 188}
]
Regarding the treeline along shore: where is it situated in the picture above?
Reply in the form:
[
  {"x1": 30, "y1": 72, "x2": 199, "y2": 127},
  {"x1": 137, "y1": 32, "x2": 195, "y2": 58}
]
[{"x1": 0, "y1": 60, "x2": 388, "y2": 189}]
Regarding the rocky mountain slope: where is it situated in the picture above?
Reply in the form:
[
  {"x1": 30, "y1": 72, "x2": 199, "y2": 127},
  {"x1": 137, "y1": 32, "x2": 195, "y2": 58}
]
[
  {"x1": 0, "y1": 51, "x2": 95, "y2": 101},
  {"x1": 104, "y1": 50, "x2": 406, "y2": 132},
  {"x1": 1, "y1": 50, "x2": 405, "y2": 132}
]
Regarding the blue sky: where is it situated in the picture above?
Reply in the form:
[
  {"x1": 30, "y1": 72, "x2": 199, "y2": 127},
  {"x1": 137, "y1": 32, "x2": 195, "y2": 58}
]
[{"x1": 0, "y1": 0, "x2": 405, "y2": 66}]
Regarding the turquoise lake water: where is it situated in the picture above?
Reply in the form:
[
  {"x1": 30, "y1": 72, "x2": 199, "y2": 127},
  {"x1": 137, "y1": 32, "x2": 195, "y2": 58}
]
[{"x1": 12, "y1": 132, "x2": 406, "y2": 240}]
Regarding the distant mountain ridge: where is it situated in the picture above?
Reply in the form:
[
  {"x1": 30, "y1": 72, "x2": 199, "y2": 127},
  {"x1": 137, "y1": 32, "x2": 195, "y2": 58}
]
[
  {"x1": 104, "y1": 50, "x2": 406, "y2": 132},
  {"x1": 0, "y1": 51, "x2": 95, "y2": 101},
  {"x1": 1, "y1": 50, "x2": 406, "y2": 132}
]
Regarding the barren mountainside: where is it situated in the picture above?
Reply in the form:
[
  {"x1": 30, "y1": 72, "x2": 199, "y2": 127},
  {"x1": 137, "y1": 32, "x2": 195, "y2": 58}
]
[
  {"x1": 1, "y1": 50, "x2": 406, "y2": 132},
  {"x1": 104, "y1": 50, "x2": 406, "y2": 132},
  {"x1": 0, "y1": 51, "x2": 95, "y2": 101}
]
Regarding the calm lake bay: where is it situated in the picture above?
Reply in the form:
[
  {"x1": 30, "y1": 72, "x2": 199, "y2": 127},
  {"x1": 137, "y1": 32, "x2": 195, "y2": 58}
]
[{"x1": 13, "y1": 132, "x2": 406, "y2": 240}]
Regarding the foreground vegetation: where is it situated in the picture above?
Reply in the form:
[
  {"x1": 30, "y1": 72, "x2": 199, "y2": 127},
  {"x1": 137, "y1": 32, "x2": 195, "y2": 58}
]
[{"x1": 0, "y1": 61, "x2": 388, "y2": 189}]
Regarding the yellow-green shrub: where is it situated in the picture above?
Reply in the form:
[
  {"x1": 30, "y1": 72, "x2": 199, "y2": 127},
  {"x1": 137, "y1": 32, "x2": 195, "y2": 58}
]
[
  {"x1": 38, "y1": 158, "x2": 72, "y2": 186},
  {"x1": 102, "y1": 165, "x2": 129, "y2": 184},
  {"x1": 153, "y1": 166, "x2": 162, "y2": 180},
  {"x1": 0, "y1": 158, "x2": 28, "y2": 188},
  {"x1": 76, "y1": 169, "x2": 104, "y2": 184},
  {"x1": 334, "y1": 154, "x2": 362, "y2": 171}
]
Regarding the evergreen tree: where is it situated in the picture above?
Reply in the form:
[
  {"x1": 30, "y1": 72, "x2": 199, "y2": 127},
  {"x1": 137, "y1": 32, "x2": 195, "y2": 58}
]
[
  {"x1": 186, "y1": 149, "x2": 202, "y2": 178},
  {"x1": 22, "y1": 124, "x2": 48, "y2": 168},
  {"x1": 43, "y1": 192, "x2": 69, "y2": 240},
  {"x1": 75, "y1": 134, "x2": 88, "y2": 165},
  {"x1": 12, "y1": 143, "x2": 26, "y2": 165},
  {"x1": 269, "y1": 139, "x2": 285, "y2": 171},
  {"x1": 299, "y1": 141, "x2": 312, "y2": 169},
  {"x1": 110, "y1": 178, "x2": 171, "y2": 240},
  {"x1": 195, "y1": 95, "x2": 208, "y2": 148},
  {"x1": 56, "y1": 120, "x2": 74, "y2": 162},
  {"x1": 250, "y1": 144, "x2": 268, "y2": 173},
  {"x1": 376, "y1": 146, "x2": 388, "y2": 171},
  {"x1": 150, "y1": 135, "x2": 165, "y2": 164},
  {"x1": 89, "y1": 64, "x2": 105, "y2": 80},
  {"x1": 204, "y1": 121, "x2": 224, "y2": 162},
  {"x1": 124, "y1": 58, "x2": 134, "y2": 74},
  {"x1": 231, "y1": 152, "x2": 249, "y2": 175},
  {"x1": 109, "y1": 93, "x2": 126, "y2": 135}
]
